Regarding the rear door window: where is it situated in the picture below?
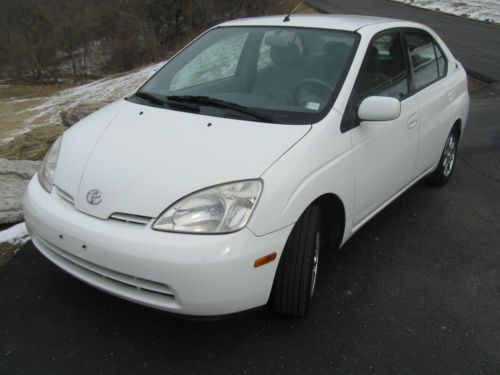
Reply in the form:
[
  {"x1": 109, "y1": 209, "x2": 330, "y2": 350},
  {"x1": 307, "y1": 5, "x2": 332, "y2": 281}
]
[{"x1": 405, "y1": 30, "x2": 447, "y2": 90}]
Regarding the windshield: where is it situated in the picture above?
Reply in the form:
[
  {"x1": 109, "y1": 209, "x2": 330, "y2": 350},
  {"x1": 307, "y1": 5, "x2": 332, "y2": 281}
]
[{"x1": 136, "y1": 26, "x2": 359, "y2": 124}]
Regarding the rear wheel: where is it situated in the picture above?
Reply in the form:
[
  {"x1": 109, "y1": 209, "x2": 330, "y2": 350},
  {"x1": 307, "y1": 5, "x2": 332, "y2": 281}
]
[
  {"x1": 426, "y1": 128, "x2": 459, "y2": 187},
  {"x1": 273, "y1": 205, "x2": 321, "y2": 317}
]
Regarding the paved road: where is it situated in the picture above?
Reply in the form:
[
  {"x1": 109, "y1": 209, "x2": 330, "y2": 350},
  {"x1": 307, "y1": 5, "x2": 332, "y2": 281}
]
[
  {"x1": 1, "y1": 84, "x2": 499, "y2": 373},
  {"x1": 307, "y1": 0, "x2": 500, "y2": 82}
]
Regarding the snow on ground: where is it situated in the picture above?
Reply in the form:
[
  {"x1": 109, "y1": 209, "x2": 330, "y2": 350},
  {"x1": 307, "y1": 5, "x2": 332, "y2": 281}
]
[
  {"x1": 0, "y1": 222, "x2": 29, "y2": 245},
  {"x1": 2, "y1": 61, "x2": 165, "y2": 142},
  {"x1": 392, "y1": 0, "x2": 500, "y2": 23}
]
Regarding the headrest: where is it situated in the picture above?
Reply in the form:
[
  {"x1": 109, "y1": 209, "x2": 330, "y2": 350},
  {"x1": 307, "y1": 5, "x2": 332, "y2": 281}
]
[
  {"x1": 367, "y1": 45, "x2": 379, "y2": 59},
  {"x1": 324, "y1": 41, "x2": 350, "y2": 58},
  {"x1": 265, "y1": 35, "x2": 290, "y2": 48},
  {"x1": 270, "y1": 43, "x2": 302, "y2": 66},
  {"x1": 266, "y1": 35, "x2": 302, "y2": 66}
]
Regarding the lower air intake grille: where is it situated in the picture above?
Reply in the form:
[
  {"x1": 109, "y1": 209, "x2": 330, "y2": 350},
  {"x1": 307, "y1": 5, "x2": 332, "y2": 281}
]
[{"x1": 32, "y1": 234, "x2": 176, "y2": 305}]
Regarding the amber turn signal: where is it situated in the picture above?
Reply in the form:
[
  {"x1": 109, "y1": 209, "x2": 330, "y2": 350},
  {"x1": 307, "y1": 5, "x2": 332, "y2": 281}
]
[{"x1": 254, "y1": 252, "x2": 277, "y2": 268}]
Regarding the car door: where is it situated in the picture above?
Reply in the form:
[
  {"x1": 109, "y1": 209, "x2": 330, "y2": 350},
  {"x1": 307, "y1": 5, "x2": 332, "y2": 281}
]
[
  {"x1": 348, "y1": 30, "x2": 419, "y2": 227},
  {"x1": 403, "y1": 29, "x2": 454, "y2": 174}
]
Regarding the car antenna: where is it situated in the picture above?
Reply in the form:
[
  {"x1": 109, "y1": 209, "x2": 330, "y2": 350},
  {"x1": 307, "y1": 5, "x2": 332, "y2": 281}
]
[{"x1": 283, "y1": 0, "x2": 305, "y2": 22}]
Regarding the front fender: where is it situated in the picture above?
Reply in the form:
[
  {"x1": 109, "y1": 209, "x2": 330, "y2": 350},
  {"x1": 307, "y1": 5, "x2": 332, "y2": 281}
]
[{"x1": 248, "y1": 111, "x2": 354, "y2": 244}]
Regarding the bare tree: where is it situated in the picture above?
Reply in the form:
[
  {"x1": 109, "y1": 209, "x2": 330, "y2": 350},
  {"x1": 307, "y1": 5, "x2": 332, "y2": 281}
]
[{"x1": 0, "y1": 0, "x2": 296, "y2": 82}]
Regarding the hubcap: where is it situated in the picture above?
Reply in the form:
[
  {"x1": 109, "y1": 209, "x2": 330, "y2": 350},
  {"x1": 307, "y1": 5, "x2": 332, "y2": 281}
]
[
  {"x1": 310, "y1": 231, "x2": 320, "y2": 297},
  {"x1": 442, "y1": 134, "x2": 456, "y2": 177}
]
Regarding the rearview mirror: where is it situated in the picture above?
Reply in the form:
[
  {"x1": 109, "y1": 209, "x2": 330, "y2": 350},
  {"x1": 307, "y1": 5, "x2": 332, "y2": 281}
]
[{"x1": 358, "y1": 96, "x2": 401, "y2": 122}]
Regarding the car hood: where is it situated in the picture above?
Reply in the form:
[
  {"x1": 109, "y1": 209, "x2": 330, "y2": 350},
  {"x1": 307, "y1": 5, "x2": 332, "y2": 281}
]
[{"x1": 54, "y1": 100, "x2": 311, "y2": 220}]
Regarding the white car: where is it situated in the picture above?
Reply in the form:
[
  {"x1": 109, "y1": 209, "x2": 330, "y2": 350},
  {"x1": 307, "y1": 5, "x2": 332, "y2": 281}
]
[{"x1": 24, "y1": 14, "x2": 469, "y2": 317}]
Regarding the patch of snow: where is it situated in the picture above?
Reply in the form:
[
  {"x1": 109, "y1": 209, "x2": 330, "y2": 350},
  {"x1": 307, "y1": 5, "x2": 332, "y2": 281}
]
[
  {"x1": 0, "y1": 222, "x2": 29, "y2": 245},
  {"x1": 2, "y1": 61, "x2": 165, "y2": 142},
  {"x1": 391, "y1": 0, "x2": 500, "y2": 23},
  {"x1": 5, "y1": 97, "x2": 40, "y2": 104}
]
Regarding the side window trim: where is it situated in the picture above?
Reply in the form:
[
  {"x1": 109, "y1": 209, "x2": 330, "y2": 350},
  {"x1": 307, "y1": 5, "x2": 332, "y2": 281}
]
[
  {"x1": 432, "y1": 41, "x2": 448, "y2": 78},
  {"x1": 403, "y1": 27, "x2": 448, "y2": 95},
  {"x1": 432, "y1": 43, "x2": 441, "y2": 78},
  {"x1": 398, "y1": 29, "x2": 413, "y2": 99},
  {"x1": 401, "y1": 28, "x2": 416, "y2": 94}
]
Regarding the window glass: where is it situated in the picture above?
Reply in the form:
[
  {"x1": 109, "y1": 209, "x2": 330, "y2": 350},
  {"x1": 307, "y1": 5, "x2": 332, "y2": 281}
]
[
  {"x1": 406, "y1": 31, "x2": 440, "y2": 90},
  {"x1": 170, "y1": 32, "x2": 248, "y2": 90},
  {"x1": 257, "y1": 40, "x2": 272, "y2": 70},
  {"x1": 434, "y1": 43, "x2": 447, "y2": 78},
  {"x1": 139, "y1": 27, "x2": 359, "y2": 124},
  {"x1": 355, "y1": 31, "x2": 409, "y2": 100}
]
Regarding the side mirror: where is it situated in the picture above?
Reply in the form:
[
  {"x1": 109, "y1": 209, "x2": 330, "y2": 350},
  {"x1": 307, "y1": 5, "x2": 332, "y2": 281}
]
[{"x1": 358, "y1": 96, "x2": 401, "y2": 122}]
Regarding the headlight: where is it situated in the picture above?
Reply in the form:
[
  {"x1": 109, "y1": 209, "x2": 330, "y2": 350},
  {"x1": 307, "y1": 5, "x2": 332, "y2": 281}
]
[
  {"x1": 38, "y1": 136, "x2": 62, "y2": 193},
  {"x1": 152, "y1": 180, "x2": 262, "y2": 234}
]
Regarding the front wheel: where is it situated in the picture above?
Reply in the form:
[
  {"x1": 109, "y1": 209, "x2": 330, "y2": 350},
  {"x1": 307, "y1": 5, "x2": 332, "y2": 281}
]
[
  {"x1": 426, "y1": 128, "x2": 459, "y2": 187},
  {"x1": 272, "y1": 205, "x2": 321, "y2": 317}
]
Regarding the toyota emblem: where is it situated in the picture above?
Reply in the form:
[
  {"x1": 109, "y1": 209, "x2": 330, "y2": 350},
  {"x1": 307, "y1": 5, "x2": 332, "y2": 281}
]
[{"x1": 86, "y1": 189, "x2": 103, "y2": 205}]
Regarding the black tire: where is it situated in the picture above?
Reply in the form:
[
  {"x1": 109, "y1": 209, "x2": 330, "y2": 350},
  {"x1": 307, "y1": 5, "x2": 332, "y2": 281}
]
[
  {"x1": 426, "y1": 128, "x2": 459, "y2": 187},
  {"x1": 273, "y1": 205, "x2": 321, "y2": 317}
]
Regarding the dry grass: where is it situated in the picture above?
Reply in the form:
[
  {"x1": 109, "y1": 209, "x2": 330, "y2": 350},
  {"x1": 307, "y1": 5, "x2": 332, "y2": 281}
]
[
  {"x1": 0, "y1": 83, "x2": 73, "y2": 142},
  {"x1": 0, "y1": 124, "x2": 64, "y2": 160}
]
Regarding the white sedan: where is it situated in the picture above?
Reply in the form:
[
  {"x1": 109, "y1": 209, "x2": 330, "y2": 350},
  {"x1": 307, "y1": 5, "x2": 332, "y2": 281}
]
[{"x1": 24, "y1": 14, "x2": 469, "y2": 317}]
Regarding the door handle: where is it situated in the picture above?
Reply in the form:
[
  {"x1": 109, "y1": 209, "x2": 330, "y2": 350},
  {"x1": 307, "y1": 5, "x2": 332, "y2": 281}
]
[
  {"x1": 447, "y1": 91, "x2": 454, "y2": 102},
  {"x1": 407, "y1": 114, "x2": 418, "y2": 129}
]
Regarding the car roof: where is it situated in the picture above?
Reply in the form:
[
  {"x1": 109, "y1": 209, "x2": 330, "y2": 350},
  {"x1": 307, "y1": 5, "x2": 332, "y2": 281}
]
[{"x1": 218, "y1": 14, "x2": 409, "y2": 32}]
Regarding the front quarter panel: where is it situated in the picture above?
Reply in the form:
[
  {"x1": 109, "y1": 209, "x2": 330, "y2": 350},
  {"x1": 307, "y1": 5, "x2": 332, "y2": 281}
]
[{"x1": 248, "y1": 110, "x2": 354, "y2": 243}]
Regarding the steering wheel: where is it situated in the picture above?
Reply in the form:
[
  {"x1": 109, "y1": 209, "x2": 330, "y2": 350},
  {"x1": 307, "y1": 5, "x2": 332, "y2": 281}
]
[{"x1": 292, "y1": 78, "x2": 335, "y2": 107}]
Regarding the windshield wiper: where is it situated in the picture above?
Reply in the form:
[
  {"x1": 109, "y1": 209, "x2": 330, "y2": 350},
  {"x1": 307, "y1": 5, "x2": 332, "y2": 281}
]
[
  {"x1": 166, "y1": 95, "x2": 274, "y2": 123},
  {"x1": 134, "y1": 91, "x2": 167, "y2": 106},
  {"x1": 134, "y1": 91, "x2": 198, "y2": 112}
]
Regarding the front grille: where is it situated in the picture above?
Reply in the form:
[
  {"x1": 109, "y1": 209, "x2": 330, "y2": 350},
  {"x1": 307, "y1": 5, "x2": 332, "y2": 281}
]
[
  {"x1": 32, "y1": 234, "x2": 177, "y2": 305},
  {"x1": 52, "y1": 189, "x2": 152, "y2": 227},
  {"x1": 54, "y1": 186, "x2": 75, "y2": 206},
  {"x1": 109, "y1": 212, "x2": 153, "y2": 225}
]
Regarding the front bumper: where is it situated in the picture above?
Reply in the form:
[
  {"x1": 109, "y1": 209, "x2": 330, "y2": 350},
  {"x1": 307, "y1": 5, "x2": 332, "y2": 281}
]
[{"x1": 23, "y1": 178, "x2": 292, "y2": 316}]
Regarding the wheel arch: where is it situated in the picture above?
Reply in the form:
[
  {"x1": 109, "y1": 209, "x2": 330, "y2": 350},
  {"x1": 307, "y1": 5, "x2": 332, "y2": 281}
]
[
  {"x1": 453, "y1": 118, "x2": 462, "y2": 140},
  {"x1": 311, "y1": 193, "x2": 346, "y2": 251}
]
